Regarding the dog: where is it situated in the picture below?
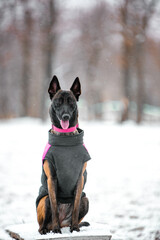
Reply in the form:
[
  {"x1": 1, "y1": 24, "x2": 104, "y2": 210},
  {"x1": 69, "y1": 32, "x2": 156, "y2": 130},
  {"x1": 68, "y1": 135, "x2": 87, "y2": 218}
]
[{"x1": 36, "y1": 76, "x2": 91, "y2": 234}]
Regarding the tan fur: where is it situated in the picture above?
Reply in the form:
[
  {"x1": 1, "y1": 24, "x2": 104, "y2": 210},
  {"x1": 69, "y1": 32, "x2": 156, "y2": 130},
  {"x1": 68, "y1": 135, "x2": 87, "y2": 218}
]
[
  {"x1": 71, "y1": 162, "x2": 87, "y2": 228},
  {"x1": 37, "y1": 195, "x2": 48, "y2": 227},
  {"x1": 43, "y1": 160, "x2": 59, "y2": 228}
]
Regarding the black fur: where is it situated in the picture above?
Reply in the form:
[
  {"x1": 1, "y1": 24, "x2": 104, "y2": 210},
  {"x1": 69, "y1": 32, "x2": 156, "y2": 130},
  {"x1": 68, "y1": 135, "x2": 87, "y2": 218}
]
[
  {"x1": 48, "y1": 76, "x2": 81, "y2": 128},
  {"x1": 70, "y1": 77, "x2": 81, "y2": 101},
  {"x1": 48, "y1": 75, "x2": 61, "y2": 100}
]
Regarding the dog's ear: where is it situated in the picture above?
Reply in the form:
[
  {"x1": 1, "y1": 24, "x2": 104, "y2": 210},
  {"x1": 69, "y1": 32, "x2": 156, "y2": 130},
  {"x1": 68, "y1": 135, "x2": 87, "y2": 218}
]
[
  {"x1": 48, "y1": 75, "x2": 61, "y2": 100},
  {"x1": 70, "y1": 77, "x2": 81, "y2": 101}
]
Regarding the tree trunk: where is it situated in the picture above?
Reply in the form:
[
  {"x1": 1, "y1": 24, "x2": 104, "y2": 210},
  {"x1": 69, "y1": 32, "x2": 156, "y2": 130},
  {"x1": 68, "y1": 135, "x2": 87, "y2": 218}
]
[
  {"x1": 0, "y1": 63, "x2": 8, "y2": 118},
  {"x1": 120, "y1": 0, "x2": 132, "y2": 123},
  {"x1": 120, "y1": 38, "x2": 132, "y2": 123},
  {"x1": 135, "y1": 41, "x2": 144, "y2": 124},
  {"x1": 40, "y1": 0, "x2": 57, "y2": 121},
  {"x1": 20, "y1": 9, "x2": 32, "y2": 117}
]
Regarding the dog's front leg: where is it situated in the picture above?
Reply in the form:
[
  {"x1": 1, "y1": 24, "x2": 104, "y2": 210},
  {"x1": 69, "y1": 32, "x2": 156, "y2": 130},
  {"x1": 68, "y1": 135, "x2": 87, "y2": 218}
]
[
  {"x1": 43, "y1": 160, "x2": 61, "y2": 234},
  {"x1": 70, "y1": 162, "x2": 87, "y2": 233}
]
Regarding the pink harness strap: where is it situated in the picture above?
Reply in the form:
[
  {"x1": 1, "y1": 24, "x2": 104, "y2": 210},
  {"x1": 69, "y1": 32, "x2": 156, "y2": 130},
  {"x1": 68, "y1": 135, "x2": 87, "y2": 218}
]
[
  {"x1": 52, "y1": 124, "x2": 78, "y2": 133},
  {"x1": 42, "y1": 143, "x2": 51, "y2": 163},
  {"x1": 83, "y1": 144, "x2": 88, "y2": 152}
]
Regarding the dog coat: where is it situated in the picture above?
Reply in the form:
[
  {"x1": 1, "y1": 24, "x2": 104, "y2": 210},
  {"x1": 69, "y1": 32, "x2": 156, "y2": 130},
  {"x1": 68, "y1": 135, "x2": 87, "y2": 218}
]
[{"x1": 36, "y1": 128, "x2": 91, "y2": 207}]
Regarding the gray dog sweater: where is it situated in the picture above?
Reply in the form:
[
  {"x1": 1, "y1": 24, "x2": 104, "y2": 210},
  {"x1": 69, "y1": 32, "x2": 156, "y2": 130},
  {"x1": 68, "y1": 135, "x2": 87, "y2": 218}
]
[{"x1": 36, "y1": 128, "x2": 91, "y2": 207}]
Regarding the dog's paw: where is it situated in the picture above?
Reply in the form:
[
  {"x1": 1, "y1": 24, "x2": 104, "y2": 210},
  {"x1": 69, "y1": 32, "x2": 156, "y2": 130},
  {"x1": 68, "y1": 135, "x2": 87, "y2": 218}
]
[
  {"x1": 52, "y1": 225, "x2": 62, "y2": 234},
  {"x1": 70, "y1": 225, "x2": 80, "y2": 233},
  {"x1": 39, "y1": 227, "x2": 49, "y2": 235}
]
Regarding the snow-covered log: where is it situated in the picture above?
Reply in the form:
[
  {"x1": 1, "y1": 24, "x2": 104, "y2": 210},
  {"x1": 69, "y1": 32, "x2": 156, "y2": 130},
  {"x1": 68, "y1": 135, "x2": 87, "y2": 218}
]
[{"x1": 5, "y1": 222, "x2": 112, "y2": 240}]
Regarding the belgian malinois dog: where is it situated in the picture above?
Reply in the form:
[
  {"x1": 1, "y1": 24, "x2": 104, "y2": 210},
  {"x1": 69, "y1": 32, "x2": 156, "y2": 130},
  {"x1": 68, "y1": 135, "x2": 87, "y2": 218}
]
[{"x1": 36, "y1": 76, "x2": 91, "y2": 234}]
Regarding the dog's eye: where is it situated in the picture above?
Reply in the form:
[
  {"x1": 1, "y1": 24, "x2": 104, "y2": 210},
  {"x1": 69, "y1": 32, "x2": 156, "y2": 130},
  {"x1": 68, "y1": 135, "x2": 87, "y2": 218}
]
[{"x1": 54, "y1": 98, "x2": 63, "y2": 108}]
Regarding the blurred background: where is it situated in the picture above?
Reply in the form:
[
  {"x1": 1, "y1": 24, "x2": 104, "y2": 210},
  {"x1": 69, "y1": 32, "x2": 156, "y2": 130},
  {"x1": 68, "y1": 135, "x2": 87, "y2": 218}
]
[
  {"x1": 1, "y1": 1, "x2": 160, "y2": 240},
  {"x1": 1, "y1": 0, "x2": 160, "y2": 124}
]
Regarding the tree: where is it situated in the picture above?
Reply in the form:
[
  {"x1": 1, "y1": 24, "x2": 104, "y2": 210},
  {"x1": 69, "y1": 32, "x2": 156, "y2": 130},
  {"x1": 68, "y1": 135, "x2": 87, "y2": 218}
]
[
  {"x1": 119, "y1": 0, "x2": 159, "y2": 123},
  {"x1": 39, "y1": 0, "x2": 58, "y2": 121},
  {"x1": 132, "y1": 0, "x2": 158, "y2": 123},
  {"x1": 78, "y1": 1, "x2": 112, "y2": 119},
  {"x1": 119, "y1": 0, "x2": 133, "y2": 122},
  {"x1": 20, "y1": 0, "x2": 33, "y2": 116}
]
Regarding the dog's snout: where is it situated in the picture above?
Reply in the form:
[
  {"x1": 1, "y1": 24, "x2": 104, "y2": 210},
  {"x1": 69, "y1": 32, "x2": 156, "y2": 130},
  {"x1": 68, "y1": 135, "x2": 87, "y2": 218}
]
[{"x1": 62, "y1": 114, "x2": 70, "y2": 121}]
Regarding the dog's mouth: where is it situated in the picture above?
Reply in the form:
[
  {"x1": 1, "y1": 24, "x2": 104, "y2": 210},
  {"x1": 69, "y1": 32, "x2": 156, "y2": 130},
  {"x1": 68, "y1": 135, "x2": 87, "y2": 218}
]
[{"x1": 60, "y1": 120, "x2": 69, "y2": 129}]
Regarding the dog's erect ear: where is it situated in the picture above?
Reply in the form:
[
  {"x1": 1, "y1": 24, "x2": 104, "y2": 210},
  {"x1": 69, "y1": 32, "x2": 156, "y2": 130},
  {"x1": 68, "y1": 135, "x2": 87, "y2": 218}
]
[
  {"x1": 48, "y1": 75, "x2": 61, "y2": 100},
  {"x1": 70, "y1": 77, "x2": 81, "y2": 101}
]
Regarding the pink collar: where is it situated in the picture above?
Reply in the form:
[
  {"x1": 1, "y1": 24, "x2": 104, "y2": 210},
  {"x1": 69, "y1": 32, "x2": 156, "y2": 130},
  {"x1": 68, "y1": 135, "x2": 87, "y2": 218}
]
[{"x1": 52, "y1": 124, "x2": 78, "y2": 133}]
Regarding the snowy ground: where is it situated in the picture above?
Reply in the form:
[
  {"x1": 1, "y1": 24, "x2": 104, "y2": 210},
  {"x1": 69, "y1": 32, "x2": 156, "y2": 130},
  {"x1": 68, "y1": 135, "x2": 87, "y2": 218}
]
[{"x1": 0, "y1": 118, "x2": 160, "y2": 240}]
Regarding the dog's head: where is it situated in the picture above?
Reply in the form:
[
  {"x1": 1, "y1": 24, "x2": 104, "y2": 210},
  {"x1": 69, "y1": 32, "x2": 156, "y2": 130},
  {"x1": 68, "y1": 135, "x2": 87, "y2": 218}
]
[{"x1": 48, "y1": 75, "x2": 81, "y2": 129}]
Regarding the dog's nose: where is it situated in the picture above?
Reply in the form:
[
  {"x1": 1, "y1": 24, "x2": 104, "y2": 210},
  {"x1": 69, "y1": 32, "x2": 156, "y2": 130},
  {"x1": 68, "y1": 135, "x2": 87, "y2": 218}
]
[{"x1": 62, "y1": 114, "x2": 70, "y2": 121}]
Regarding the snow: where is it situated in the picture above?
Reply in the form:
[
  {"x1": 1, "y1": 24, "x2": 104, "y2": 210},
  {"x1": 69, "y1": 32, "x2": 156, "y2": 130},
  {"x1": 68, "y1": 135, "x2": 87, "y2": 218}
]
[
  {"x1": 6, "y1": 222, "x2": 111, "y2": 239},
  {"x1": 0, "y1": 118, "x2": 160, "y2": 239}
]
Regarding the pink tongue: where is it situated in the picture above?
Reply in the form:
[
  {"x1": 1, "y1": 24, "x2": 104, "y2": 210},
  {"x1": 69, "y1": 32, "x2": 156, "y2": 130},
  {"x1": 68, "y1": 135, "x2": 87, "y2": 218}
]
[{"x1": 60, "y1": 120, "x2": 69, "y2": 129}]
